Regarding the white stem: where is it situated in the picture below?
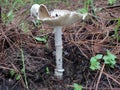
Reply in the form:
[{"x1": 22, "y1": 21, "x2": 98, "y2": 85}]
[{"x1": 54, "y1": 26, "x2": 64, "y2": 79}]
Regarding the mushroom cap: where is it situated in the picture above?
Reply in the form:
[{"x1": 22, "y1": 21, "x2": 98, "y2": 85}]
[
  {"x1": 38, "y1": 4, "x2": 50, "y2": 19},
  {"x1": 38, "y1": 4, "x2": 88, "y2": 26},
  {"x1": 30, "y1": 4, "x2": 40, "y2": 19}
]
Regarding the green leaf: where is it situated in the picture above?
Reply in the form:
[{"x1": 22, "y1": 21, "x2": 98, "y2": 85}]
[
  {"x1": 7, "y1": 10, "x2": 13, "y2": 17},
  {"x1": 90, "y1": 57, "x2": 101, "y2": 70},
  {"x1": 108, "y1": 0, "x2": 116, "y2": 5},
  {"x1": 77, "y1": 8, "x2": 88, "y2": 14},
  {"x1": 15, "y1": 74, "x2": 21, "y2": 80},
  {"x1": 46, "y1": 67, "x2": 50, "y2": 74},
  {"x1": 103, "y1": 50, "x2": 117, "y2": 68},
  {"x1": 21, "y1": 68, "x2": 25, "y2": 73},
  {"x1": 74, "y1": 83, "x2": 82, "y2": 90},
  {"x1": 20, "y1": 22, "x2": 29, "y2": 33},
  {"x1": 107, "y1": 50, "x2": 117, "y2": 60},
  {"x1": 35, "y1": 37, "x2": 47, "y2": 43},
  {"x1": 10, "y1": 69, "x2": 16, "y2": 76},
  {"x1": 95, "y1": 54, "x2": 103, "y2": 59},
  {"x1": 45, "y1": 43, "x2": 49, "y2": 48},
  {"x1": 103, "y1": 55, "x2": 109, "y2": 64}
]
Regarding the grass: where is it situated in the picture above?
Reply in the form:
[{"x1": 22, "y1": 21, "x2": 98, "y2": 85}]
[
  {"x1": 77, "y1": 0, "x2": 96, "y2": 17},
  {"x1": 114, "y1": 18, "x2": 120, "y2": 41},
  {"x1": 2, "y1": 10, "x2": 14, "y2": 24},
  {"x1": 21, "y1": 48, "x2": 29, "y2": 90},
  {"x1": 108, "y1": 0, "x2": 116, "y2": 5},
  {"x1": 20, "y1": 22, "x2": 29, "y2": 33}
]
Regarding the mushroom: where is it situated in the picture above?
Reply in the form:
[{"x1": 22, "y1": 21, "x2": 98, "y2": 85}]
[
  {"x1": 30, "y1": 4, "x2": 40, "y2": 25},
  {"x1": 38, "y1": 4, "x2": 88, "y2": 79}
]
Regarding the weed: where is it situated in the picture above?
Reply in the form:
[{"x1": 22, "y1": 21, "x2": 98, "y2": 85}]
[
  {"x1": 77, "y1": 0, "x2": 90, "y2": 14},
  {"x1": 34, "y1": 0, "x2": 59, "y2": 4},
  {"x1": 10, "y1": 69, "x2": 21, "y2": 81},
  {"x1": 77, "y1": 0, "x2": 96, "y2": 15},
  {"x1": 103, "y1": 50, "x2": 117, "y2": 68},
  {"x1": 20, "y1": 22, "x2": 29, "y2": 33},
  {"x1": 77, "y1": 0, "x2": 100, "y2": 18},
  {"x1": 34, "y1": 0, "x2": 46, "y2": 4},
  {"x1": 15, "y1": 74, "x2": 21, "y2": 81},
  {"x1": 46, "y1": 67, "x2": 50, "y2": 74},
  {"x1": 74, "y1": 83, "x2": 82, "y2": 90},
  {"x1": 21, "y1": 49, "x2": 29, "y2": 90},
  {"x1": 2, "y1": 10, "x2": 14, "y2": 24},
  {"x1": 90, "y1": 50, "x2": 117, "y2": 70},
  {"x1": 108, "y1": 0, "x2": 116, "y2": 5},
  {"x1": 35, "y1": 35, "x2": 48, "y2": 43},
  {"x1": 1, "y1": 0, "x2": 25, "y2": 24},
  {"x1": 10, "y1": 69, "x2": 16, "y2": 77},
  {"x1": 114, "y1": 18, "x2": 120, "y2": 41},
  {"x1": 0, "y1": 6, "x2": 1, "y2": 22},
  {"x1": 31, "y1": 19, "x2": 42, "y2": 27},
  {"x1": 90, "y1": 54, "x2": 103, "y2": 70}
]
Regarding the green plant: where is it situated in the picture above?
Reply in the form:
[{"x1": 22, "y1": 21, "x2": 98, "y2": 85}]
[
  {"x1": 10, "y1": 69, "x2": 21, "y2": 81},
  {"x1": 90, "y1": 54, "x2": 103, "y2": 70},
  {"x1": 108, "y1": 0, "x2": 116, "y2": 5},
  {"x1": 46, "y1": 67, "x2": 50, "y2": 74},
  {"x1": 35, "y1": 35, "x2": 48, "y2": 43},
  {"x1": 103, "y1": 50, "x2": 117, "y2": 68},
  {"x1": 21, "y1": 49, "x2": 29, "y2": 90},
  {"x1": 34, "y1": 0, "x2": 59, "y2": 4},
  {"x1": 20, "y1": 22, "x2": 29, "y2": 33},
  {"x1": 74, "y1": 83, "x2": 82, "y2": 90},
  {"x1": 90, "y1": 50, "x2": 117, "y2": 70},
  {"x1": 77, "y1": 0, "x2": 89, "y2": 14},
  {"x1": 34, "y1": 19, "x2": 42, "y2": 27},
  {"x1": 2, "y1": 10, "x2": 14, "y2": 24},
  {"x1": 15, "y1": 74, "x2": 21, "y2": 81},
  {"x1": 34, "y1": 0, "x2": 46, "y2": 4},
  {"x1": 77, "y1": 0, "x2": 94, "y2": 14},
  {"x1": 10, "y1": 69, "x2": 16, "y2": 77},
  {"x1": 2, "y1": 0, "x2": 31, "y2": 10},
  {"x1": 114, "y1": 18, "x2": 120, "y2": 41},
  {"x1": 1, "y1": 0, "x2": 35, "y2": 24}
]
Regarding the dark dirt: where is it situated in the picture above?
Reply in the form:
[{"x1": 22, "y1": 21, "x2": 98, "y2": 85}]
[{"x1": 0, "y1": 0, "x2": 120, "y2": 90}]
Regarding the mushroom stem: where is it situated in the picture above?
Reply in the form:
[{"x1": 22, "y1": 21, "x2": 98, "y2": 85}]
[{"x1": 54, "y1": 26, "x2": 64, "y2": 79}]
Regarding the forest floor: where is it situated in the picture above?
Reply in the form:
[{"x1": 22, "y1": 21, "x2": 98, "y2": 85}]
[{"x1": 0, "y1": 0, "x2": 120, "y2": 90}]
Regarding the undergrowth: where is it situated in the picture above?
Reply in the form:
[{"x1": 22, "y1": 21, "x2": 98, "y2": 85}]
[{"x1": 90, "y1": 50, "x2": 117, "y2": 70}]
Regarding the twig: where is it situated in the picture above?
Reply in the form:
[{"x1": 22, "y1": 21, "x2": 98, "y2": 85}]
[
  {"x1": 106, "y1": 76, "x2": 113, "y2": 90},
  {"x1": 98, "y1": 30, "x2": 109, "y2": 44},
  {"x1": 0, "y1": 66, "x2": 12, "y2": 70},
  {"x1": 90, "y1": 71, "x2": 99, "y2": 90},
  {"x1": 103, "y1": 71, "x2": 120, "y2": 86},
  {"x1": 102, "y1": 4, "x2": 120, "y2": 9},
  {"x1": 95, "y1": 63, "x2": 105, "y2": 90}
]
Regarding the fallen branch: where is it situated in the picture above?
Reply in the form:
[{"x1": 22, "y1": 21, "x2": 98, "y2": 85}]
[{"x1": 102, "y1": 4, "x2": 120, "y2": 9}]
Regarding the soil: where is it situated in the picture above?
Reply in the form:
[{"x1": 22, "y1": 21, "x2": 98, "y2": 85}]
[{"x1": 0, "y1": 0, "x2": 120, "y2": 90}]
